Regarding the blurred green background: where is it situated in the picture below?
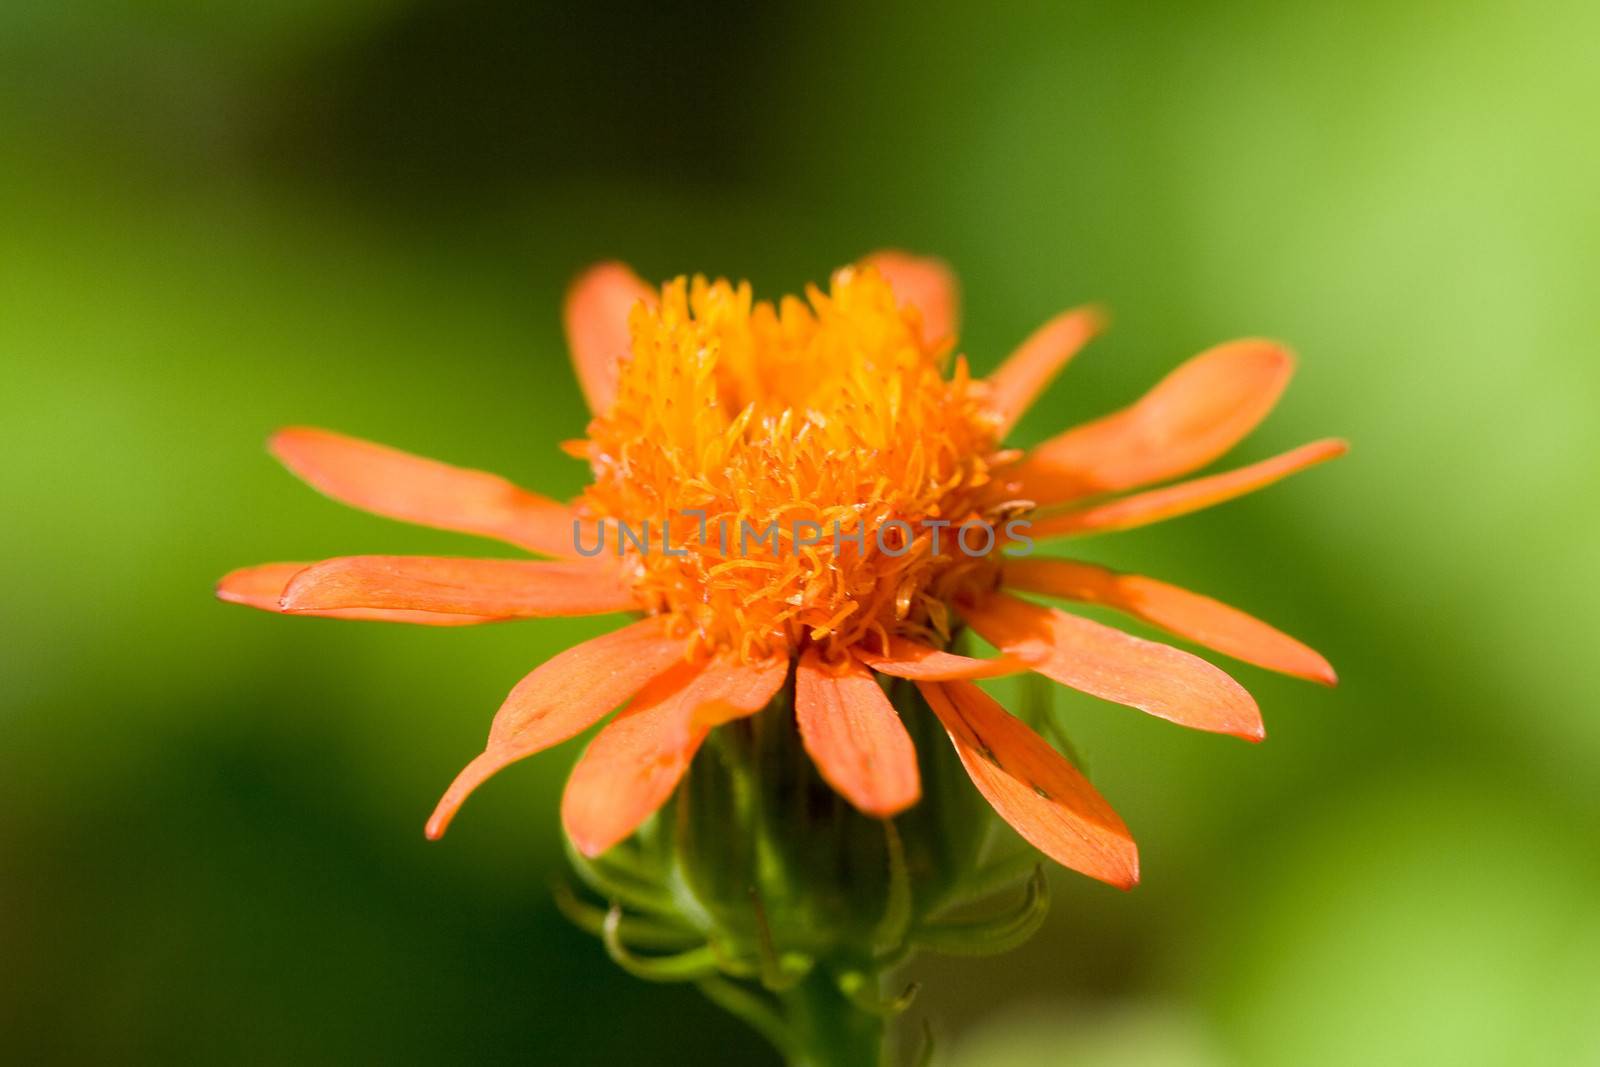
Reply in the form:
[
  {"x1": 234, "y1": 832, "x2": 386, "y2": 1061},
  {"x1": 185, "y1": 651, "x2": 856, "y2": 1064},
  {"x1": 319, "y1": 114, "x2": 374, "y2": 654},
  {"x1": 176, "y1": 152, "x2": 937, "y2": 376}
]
[{"x1": 5, "y1": 1, "x2": 1598, "y2": 1063}]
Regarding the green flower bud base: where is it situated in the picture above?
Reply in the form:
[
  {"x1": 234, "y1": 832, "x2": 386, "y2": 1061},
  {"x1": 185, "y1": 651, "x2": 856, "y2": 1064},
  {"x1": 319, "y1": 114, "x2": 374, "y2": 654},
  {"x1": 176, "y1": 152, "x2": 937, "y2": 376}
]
[{"x1": 555, "y1": 670, "x2": 1057, "y2": 1065}]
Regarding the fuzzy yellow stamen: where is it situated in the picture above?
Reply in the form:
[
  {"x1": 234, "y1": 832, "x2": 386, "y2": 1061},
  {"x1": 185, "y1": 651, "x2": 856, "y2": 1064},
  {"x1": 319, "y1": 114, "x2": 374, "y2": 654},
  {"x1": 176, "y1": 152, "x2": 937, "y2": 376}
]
[{"x1": 579, "y1": 266, "x2": 1011, "y2": 661}]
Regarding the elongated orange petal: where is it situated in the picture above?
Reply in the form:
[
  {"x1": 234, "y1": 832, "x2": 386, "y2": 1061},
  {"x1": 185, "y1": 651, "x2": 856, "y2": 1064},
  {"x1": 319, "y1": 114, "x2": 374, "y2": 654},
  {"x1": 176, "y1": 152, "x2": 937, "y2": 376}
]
[
  {"x1": 279, "y1": 556, "x2": 636, "y2": 618},
  {"x1": 919, "y1": 680, "x2": 1138, "y2": 889},
  {"x1": 853, "y1": 636, "x2": 1038, "y2": 681},
  {"x1": 688, "y1": 654, "x2": 792, "y2": 732},
  {"x1": 961, "y1": 591, "x2": 1263, "y2": 740},
  {"x1": 794, "y1": 648, "x2": 921, "y2": 817},
  {"x1": 1009, "y1": 339, "x2": 1296, "y2": 505},
  {"x1": 861, "y1": 250, "x2": 959, "y2": 345},
  {"x1": 565, "y1": 261, "x2": 655, "y2": 415},
  {"x1": 270, "y1": 427, "x2": 582, "y2": 556},
  {"x1": 426, "y1": 618, "x2": 683, "y2": 839},
  {"x1": 561, "y1": 654, "x2": 787, "y2": 857},
  {"x1": 1004, "y1": 559, "x2": 1336, "y2": 685},
  {"x1": 561, "y1": 661, "x2": 705, "y2": 859},
  {"x1": 986, "y1": 306, "x2": 1106, "y2": 436},
  {"x1": 1030, "y1": 438, "x2": 1348, "y2": 539},
  {"x1": 217, "y1": 562, "x2": 500, "y2": 626}
]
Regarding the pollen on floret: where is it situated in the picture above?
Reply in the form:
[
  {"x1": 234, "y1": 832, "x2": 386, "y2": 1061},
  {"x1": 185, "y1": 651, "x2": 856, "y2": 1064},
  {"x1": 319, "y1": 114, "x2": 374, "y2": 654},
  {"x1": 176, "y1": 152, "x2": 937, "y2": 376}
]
[{"x1": 578, "y1": 265, "x2": 1015, "y2": 663}]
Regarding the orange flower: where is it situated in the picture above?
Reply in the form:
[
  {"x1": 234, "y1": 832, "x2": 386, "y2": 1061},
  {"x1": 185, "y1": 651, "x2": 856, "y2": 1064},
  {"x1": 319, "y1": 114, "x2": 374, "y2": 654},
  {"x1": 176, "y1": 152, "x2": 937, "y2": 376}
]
[{"x1": 218, "y1": 252, "x2": 1343, "y2": 890}]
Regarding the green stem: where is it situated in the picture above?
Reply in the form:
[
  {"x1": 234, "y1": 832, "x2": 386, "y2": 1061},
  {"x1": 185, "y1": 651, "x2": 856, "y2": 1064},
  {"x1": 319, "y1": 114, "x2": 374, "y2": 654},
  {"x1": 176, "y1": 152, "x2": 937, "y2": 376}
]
[{"x1": 779, "y1": 968, "x2": 886, "y2": 1067}]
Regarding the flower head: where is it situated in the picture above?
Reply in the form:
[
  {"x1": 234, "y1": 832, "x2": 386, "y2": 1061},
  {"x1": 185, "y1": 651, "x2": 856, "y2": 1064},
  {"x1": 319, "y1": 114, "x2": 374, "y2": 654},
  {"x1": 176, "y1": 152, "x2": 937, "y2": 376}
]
[
  {"x1": 582, "y1": 267, "x2": 1003, "y2": 660},
  {"x1": 219, "y1": 251, "x2": 1344, "y2": 891}
]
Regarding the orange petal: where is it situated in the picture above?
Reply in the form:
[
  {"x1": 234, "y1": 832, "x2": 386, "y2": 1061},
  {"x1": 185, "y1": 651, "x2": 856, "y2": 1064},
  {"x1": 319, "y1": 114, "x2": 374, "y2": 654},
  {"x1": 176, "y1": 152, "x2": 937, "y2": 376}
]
[
  {"x1": 986, "y1": 306, "x2": 1106, "y2": 437},
  {"x1": 564, "y1": 261, "x2": 655, "y2": 415},
  {"x1": 216, "y1": 562, "x2": 497, "y2": 626},
  {"x1": 1029, "y1": 438, "x2": 1348, "y2": 539},
  {"x1": 794, "y1": 648, "x2": 921, "y2": 817},
  {"x1": 561, "y1": 654, "x2": 787, "y2": 857},
  {"x1": 861, "y1": 250, "x2": 960, "y2": 345},
  {"x1": 688, "y1": 654, "x2": 792, "y2": 732},
  {"x1": 270, "y1": 427, "x2": 582, "y2": 556},
  {"x1": 425, "y1": 618, "x2": 683, "y2": 839},
  {"x1": 918, "y1": 679, "x2": 1138, "y2": 889},
  {"x1": 1010, "y1": 339, "x2": 1295, "y2": 505},
  {"x1": 279, "y1": 556, "x2": 637, "y2": 618},
  {"x1": 961, "y1": 591, "x2": 1263, "y2": 740},
  {"x1": 853, "y1": 636, "x2": 1039, "y2": 681},
  {"x1": 1004, "y1": 559, "x2": 1336, "y2": 685}
]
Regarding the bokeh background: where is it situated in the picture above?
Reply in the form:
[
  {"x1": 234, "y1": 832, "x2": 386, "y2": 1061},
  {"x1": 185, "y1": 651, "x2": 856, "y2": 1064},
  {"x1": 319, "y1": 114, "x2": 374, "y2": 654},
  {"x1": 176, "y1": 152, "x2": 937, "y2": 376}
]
[{"x1": 5, "y1": 1, "x2": 1599, "y2": 1063}]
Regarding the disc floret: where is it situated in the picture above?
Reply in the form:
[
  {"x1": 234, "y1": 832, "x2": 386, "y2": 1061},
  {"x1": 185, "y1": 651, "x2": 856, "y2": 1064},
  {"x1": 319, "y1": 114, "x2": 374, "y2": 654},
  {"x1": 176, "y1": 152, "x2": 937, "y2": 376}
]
[{"x1": 580, "y1": 266, "x2": 1010, "y2": 661}]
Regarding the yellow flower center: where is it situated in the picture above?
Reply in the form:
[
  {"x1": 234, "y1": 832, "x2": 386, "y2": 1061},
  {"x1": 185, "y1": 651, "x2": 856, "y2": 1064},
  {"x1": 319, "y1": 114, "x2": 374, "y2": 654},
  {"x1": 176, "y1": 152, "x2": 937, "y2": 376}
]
[{"x1": 579, "y1": 266, "x2": 1012, "y2": 661}]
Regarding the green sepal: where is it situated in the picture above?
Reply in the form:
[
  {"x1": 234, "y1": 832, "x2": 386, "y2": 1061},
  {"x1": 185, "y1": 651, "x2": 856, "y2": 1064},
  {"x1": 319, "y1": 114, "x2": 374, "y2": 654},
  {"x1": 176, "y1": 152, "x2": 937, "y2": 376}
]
[
  {"x1": 912, "y1": 865, "x2": 1051, "y2": 957},
  {"x1": 835, "y1": 970, "x2": 920, "y2": 1017},
  {"x1": 600, "y1": 905, "x2": 723, "y2": 983},
  {"x1": 551, "y1": 878, "x2": 700, "y2": 951}
]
